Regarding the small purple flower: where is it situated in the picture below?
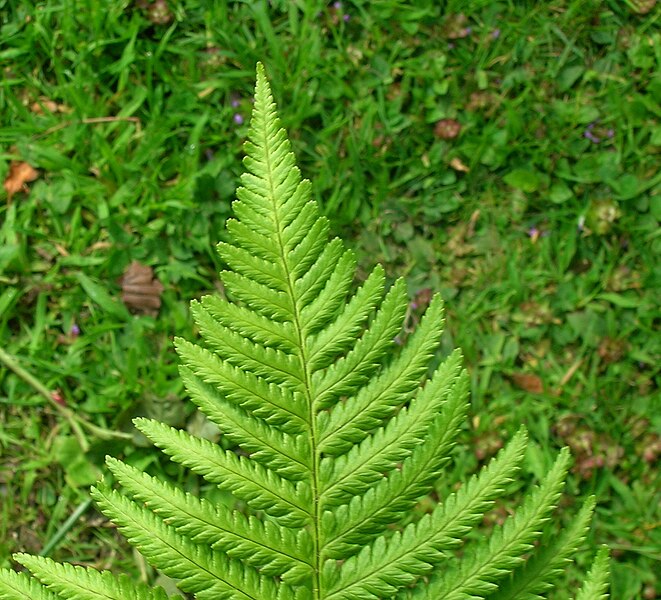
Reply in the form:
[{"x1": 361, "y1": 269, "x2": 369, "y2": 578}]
[
  {"x1": 464, "y1": 27, "x2": 472, "y2": 35},
  {"x1": 70, "y1": 323, "x2": 80, "y2": 337},
  {"x1": 233, "y1": 113, "x2": 244, "y2": 125},
  {"x1": 528, "y1": 226, "x2": 540, "y2": 239},
  {"x1": 491, "y1": 28, "x2": 501, "y2": 39},
  {"x1": 343, "y1": 13, "x2": 350, "y2": 22},
  {"x1": 333, "y1": 1, "x2": 342, "y2": 8},
  {"x1": 584, "y1": 129, "x2": 600, "y2": 143},
  {"x1": 584, "y1": 123, "x2": 599, "y2": 143},
  {"x1": 583, "y1": 121, "x2": 614, "y2": 144},
  {"x1": 231, "y1": 98, "x2": 240, "y2": 108}
]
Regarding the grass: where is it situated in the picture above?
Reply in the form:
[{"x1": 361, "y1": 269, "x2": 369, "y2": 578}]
[{"x1": 0, "y1": 0, "x2": 659, "y2": 597}]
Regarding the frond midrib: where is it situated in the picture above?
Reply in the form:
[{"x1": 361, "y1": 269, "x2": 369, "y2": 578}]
[{"x1": 253, "y1": 67, "x2": 324, "y2": 597}]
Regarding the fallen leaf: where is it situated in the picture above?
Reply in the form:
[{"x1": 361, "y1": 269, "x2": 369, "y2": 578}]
[
  {"x1": 147, "y1": 0, "x2": 173, "y2": 24},
  {"x1": 51, "y1": 390, "x2": 66, "y2": 407},
  {"x1": 120, "y1": 261, "x2": 164, "y2": 315},
  {"x1": 4, "y1": 161, "x2": 39, "y2": 200},
  {"x1": 466, "y1": 91, "x2": 496, "y2": 111},
  {"x1": 450, "y1": 157, "x2": 470, "y2": 172},
  {"x1": 510, "y1": 373, "x2": 544, "y2": 394},
  {"x1": 30, "y1": 96, "x2": 72, "y2": 114},
  {"x1": 434, "y1": 119, "x2": 462, "y2": 140},
  {"x1": 628, "y1": 0, "x2": 656, "y2": 14},
  {"x1": 442, "y1": 13, "x2": 472, "y2": 39}
]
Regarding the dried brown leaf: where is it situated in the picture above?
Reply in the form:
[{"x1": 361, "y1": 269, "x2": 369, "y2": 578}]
[
  {"x1": 510, "y1": 373, "x2": 544, "y2": 394},
  {"x1": 449, "y1": 157, "x2": 470, "y2": 172},
  {"x1": 434, "y1": 118, "x2": 462, "y2": 140},
  {"x1": 4, "y1": 161, "x2": 39, "y2": 200},
  {"x1": 120, "y1": 261, "x2": 164, "y2": 315},
  {"x1": 443, "y1": 13, "x2": 471, "y2": 39},
  {"x1": 30, "y1": 96, "x2": 72, "y2": 114}
]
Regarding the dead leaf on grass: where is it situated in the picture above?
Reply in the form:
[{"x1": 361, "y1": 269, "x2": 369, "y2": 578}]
[
  {"x1": 4, "y1": 161, "x2": 39, "y2": 200},
  {"x1": 434, "y1": 118, "x2": 462, "y2": 140},
  {"x1": 442, "y1": 13, "x2": 472, "y2": 39},
  {"x1": 449, "y1": 157, "x2": 470, "y2": 172},
  {"x1": 510, "y1": 373, "x2": 544, "y2": 394},
  {"x1": 120, "y1": 261, "x2": 164, "y2": 315},
  {"x1": 30, "y1": 96, "x2": 72, "y2": 115}
]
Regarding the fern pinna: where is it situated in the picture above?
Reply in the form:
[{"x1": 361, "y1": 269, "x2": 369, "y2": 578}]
[{"x1": 0, "y1": 64, "x2": 609, "y2": 600}]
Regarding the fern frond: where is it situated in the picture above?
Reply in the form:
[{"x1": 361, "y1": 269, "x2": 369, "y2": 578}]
[
  {"x1": 0, "y1": 62, "x2": 607, "y2": 600},
  {"x1": 13, "y1": 554, "x2": 170, "y2": 600},
  {"x1": 574, "y1": 546, "x2": 610, "y2": 600}
]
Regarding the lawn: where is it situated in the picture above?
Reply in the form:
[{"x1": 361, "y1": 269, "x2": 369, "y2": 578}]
[{"x1": 1, "y1": 1, "x2": 659, "y2": 598}]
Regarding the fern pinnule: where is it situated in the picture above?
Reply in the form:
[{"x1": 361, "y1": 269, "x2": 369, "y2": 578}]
[
  {"x1": 174, "y1": 337, "x2": 308, "y2": 430},
  {"x1": 425, "y1": 447, "x2": 571, "y2": 599},
  {"x1": 91, "y1": 486, "x2": 291, "y2": 600},
  {"x1": 13, "y1": 554, "x2": 168, "y2": 600},
  {"x1": 103, "y1": 457, "x2": 312, "y2": 583},
  {"x1": 0, "y1": 568, "x2": 59, "y2": 600},
  {"x1": 133, "y1": 418, "x2": 311, "y2": 526},
  {"x1": 491, "y1": 496, "x2": 597, "y2": 600},
  {"x1": 179, "y1": 365, "x2": 310, "y2": 479},
  {"x1": 320, "y1": 350, "x2": 463, "y2": 504},
  {"x1": 575, "y1": 546, "x2": 611, "y2": 600},
  {"x1": 0, "y1": 62, "x2": 608, "y2": 600}
]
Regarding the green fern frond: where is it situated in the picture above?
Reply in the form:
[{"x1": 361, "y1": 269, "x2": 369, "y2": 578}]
[
  {"x1": 575, "y1": 546, "x2": 610, "y2": 600},
  {"x1": 0, "y1": 62, "x2": 608, "y2": 600}
]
